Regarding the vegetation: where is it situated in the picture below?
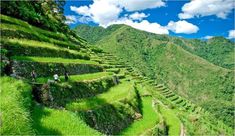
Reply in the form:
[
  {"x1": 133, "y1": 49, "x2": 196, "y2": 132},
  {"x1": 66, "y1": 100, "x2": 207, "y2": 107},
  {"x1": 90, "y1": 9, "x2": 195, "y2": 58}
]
[
  {"x1": 1, "y1": 1, "x2": 234, "y2": 135},
  {"x1": 0, "y1": 77, "x2": 34, "y2": 135},
  {"x1": 76, "y1": 24, "x2": 234, "y2": 128},
  {"x1": 1, "y1": 1, "x2": 67, "y2": 33},
  {"x1": 12, "y1": 56, "x2": 97, "y2": 65},
  {"x1": 32, "y1": 104, "x2": 101, "y2": 135},
  {"x1": 120, "y1": 97, "x2": 159, "y2": 135},
  {"x1": 66, "y1": 82, "x2": 135, "y2": 111}
]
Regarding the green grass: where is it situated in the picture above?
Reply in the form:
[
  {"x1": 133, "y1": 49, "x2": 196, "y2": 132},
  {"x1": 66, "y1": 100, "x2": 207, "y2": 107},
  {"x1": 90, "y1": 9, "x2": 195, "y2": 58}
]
[
  {"x1": 0, "y1": 77, "x2": 34, "y2": 135},
  {"x1": 159, "y1": 104, "x2": 181, "y2": 136},
  {"x1": 32, "y1": 104, "x2": 101, "y2": 135},
  {"x1": 37, "y1": 72, "x2": 113, "y2": 83},
  {"x1": 106, "y1": 68, "x2": 120, "y2": 73},
  {"x1": 120, "y1": 97, "x2": 159, "y2": 135},
  {"x1": 2, "y1": 38, "x2": 82, "y2": 55},
  {"x1": 0, "y1": 23, "x2": 80, "y2": 50},
  {"x1": 66, "y1": 82, "x2": 135, "y2": 111},
  {"x1": 12, "y1": 56, "x2": 98, "y2": 65}
]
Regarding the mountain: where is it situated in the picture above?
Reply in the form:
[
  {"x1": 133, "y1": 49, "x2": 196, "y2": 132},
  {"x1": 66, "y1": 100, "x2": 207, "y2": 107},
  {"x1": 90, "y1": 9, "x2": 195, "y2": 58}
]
[
  {"x1": 75, "y1": 24, "x2": 235, "y2": 70},
  {"x1": 75, "y1": 24, "x2": 234, "y2": 128}
]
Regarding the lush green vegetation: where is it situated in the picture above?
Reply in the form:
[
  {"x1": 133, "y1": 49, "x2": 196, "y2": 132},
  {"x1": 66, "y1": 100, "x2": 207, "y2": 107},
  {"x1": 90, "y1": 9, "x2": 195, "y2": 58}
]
[
  {"x1": 120, "y1": 97, "x2": 159, "y2": 135},
  {"x1": 76, "y1": 24, "x2": 234, "y2": 128},
  {"x1": 37, "y1": 72, "x2": 113, "y2": 83},
  {"x1": 32, "y1": 104, "x2": 101, "y2": 135},
  {"x1": 66, "y1": 82, "x2": 135, "y2": 111},
  {"x1": 158, "y1": 104, "x2": 181, "y2": 136},
  {"x1": 1, "y1": 1, "x2": 234, "y2": 135},
  {"x1": 173, "y1": 37, "x2": 235, "y2": 69},
  {"x1": 12, "y1": 56, "x2": 98, "y2": 65},
  {"x1": 0, "y1": 77, "x2": 34, "y2": 135},
  {"x1": 1, "y1": 1, "x2": 68, "y2": 33}
]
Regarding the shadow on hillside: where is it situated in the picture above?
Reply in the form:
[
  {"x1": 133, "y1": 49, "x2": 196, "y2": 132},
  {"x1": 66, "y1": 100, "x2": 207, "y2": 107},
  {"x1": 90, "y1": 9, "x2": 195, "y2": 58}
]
[{"x1": 31, "y1": 103, "x2": 62, "y2": 135}]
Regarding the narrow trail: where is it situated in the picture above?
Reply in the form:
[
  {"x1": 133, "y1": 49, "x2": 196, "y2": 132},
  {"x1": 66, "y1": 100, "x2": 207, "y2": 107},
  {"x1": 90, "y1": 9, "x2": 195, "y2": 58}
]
[{"x1": 180, "y1": 123, "x2": 186, "y2": 136}]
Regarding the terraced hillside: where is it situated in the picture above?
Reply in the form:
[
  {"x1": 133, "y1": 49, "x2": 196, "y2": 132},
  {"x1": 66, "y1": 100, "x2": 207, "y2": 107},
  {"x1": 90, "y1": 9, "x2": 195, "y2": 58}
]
[
  {"x1": 0, "y1": 14, "x2": 157, "y2": 135},
  {"x1": 0, "y1": 13, "x2": 233, "y2": 136},
  {"x1": 76, "y1": 24, "x2": 234, "y2": 129}
]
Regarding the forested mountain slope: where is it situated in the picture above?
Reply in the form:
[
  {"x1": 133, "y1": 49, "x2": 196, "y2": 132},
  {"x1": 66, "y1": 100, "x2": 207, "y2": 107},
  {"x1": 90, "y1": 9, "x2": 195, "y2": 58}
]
[{"x1": 75, "y1": 24, "x2": 234, "y2": 128}]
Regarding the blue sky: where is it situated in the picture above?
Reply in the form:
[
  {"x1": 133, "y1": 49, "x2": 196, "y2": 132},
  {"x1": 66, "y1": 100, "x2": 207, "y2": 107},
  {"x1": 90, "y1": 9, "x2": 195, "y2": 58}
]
[{"x1": 64, "y1": 0, "x2": 235, "y2": 39}]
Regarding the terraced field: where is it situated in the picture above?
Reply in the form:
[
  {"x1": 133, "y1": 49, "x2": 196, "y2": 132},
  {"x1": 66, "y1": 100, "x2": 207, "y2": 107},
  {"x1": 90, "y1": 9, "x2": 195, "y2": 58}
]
[{"x1": 1, "y1": 14, "x2": 233, "y2": 136}]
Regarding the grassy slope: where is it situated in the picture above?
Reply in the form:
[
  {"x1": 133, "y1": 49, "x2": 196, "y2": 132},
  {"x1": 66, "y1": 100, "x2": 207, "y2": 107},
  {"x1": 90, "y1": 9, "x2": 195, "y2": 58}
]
[
  {"x1": 87, "y1": 25, "x2": 234, "y2": 128},
  {"x1": 12, "y1": 56, "x2": 98, "y2": 64},
  {"x1": 0, "y1": 77, "x2": 34, "y2": 135},
  {"x1": 158, "y1": 104, "x2": 181, "y2": 136},
  {"x1": 66, "y1": 82, "x2": 135, "y2": 111},
  {"x1": 37, "y1": 72, "x2": 113, "y2": 83},
  {"x1": 32, "y1": 104, "x2": 101, "y2": 135},
  {"x1": 120, "y1": 97, "x2": 159, "y2": 135}
]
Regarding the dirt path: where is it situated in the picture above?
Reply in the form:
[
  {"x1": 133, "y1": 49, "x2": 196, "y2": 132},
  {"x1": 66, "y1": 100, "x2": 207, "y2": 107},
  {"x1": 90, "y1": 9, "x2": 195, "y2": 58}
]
[{"x1": 180, "y1": 123, "x2": 186, "y2": 136}]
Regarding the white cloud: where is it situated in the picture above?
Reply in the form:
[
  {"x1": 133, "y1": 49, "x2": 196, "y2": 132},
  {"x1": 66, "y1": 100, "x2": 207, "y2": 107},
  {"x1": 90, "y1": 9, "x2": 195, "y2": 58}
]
[
  {"x1": 108, "y1": 18, "x2": 169, "y2": 34},
  {"x1": 115, "y1": 0, "x2": 165, "y2": 11},
  {"x1": 65, "y1": 15, "x2": 77, "y2": 24},
  {"x1": 129, "y1": 12, "x2": 149, "y2": 21},
  {"x1": 179, "y1": 0, "x2": 234, "y2": 19},
  {"x1": 70, "y1": 0, "x2": 122, "y2": 27},
  {"x1": 71, "y1": 6, "x2": 90, "y2": 16},
  {"x1": 167, "y1": 20, "x2": 199, "y2": 34},
  {"x1": 203, "y1": 35, "x2": 214, "y2": 39},
  {"x1": 228, "y1": 30, "x2": 235, "y2": 39},
  {"x1": 70, "y1": 0, "x2": 199, "y2": 35}
]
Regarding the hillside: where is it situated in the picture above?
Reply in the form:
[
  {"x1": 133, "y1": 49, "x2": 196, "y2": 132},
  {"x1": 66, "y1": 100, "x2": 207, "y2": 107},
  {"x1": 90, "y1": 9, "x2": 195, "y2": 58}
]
[
  {"x1": 1, "y1": 1, "x2": 234, "y2": 135},
  {"x1": 76, "y1": 24, "x2": 235, "y2": 69},
  {"x1": 75, "y1": 24, "x2": 234, "y2": 128}
]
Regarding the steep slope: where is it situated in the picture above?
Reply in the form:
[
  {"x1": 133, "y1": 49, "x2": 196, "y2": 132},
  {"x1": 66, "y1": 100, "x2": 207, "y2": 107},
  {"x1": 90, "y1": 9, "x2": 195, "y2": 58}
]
[
  {"x1": 76, "y1": 25, "x2": 235, "y2": 70},
  {"x1": 76, "y1": 24, "x2": 234, "y2": 128}
]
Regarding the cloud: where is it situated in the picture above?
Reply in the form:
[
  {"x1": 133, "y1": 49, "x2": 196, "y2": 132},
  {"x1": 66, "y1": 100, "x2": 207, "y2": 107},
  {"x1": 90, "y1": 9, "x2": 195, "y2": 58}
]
[
  {"x1": 108, "y1": 18, "x2": 169, "y2": 34},
  {"x1": 70, "y1": 0, "x2": 122, "y2": 27},
  {"x1": 167, "y1": 20, "x2": 199, "y2": 34},
  {"x1": 203, "y1": 35, "x2": 214, "y2": 39},
  {"x1": 71, "y1": 6, "x2": 90, "y2": 16},
  {"x1": 115, "y1": 0, "x2": 165, "y2": 11},
  {"x1": 228, "y1": 30, "x2": 235, "y2": 39},
  {"x1": 65, "y1": 15, "x2": 77, "y2": 24},
  {"x1": 70, "y1": 0, "x2": 199, "y2": 35},
  {"x1": 129, "y1": 12, "x2": 149, "y2": 21},
  {"x1": 178, "y1": 0, "x2": 234, "y2": 19}
]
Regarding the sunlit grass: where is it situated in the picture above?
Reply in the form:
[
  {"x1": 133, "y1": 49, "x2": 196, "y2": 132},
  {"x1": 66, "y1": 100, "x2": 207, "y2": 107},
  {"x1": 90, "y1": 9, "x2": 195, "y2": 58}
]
[
  {"x1": 120, "y1": 97, "x2": 159, "y2": 135},
  {"x1": 2, "y1": 38, "x2": 83, "y2": 55},
  {"x1": 159, "y1": 104, "x2": 181, "y2": 136},
  {"x1": 66, "y1": 82, "x2": 135, "y2": 111},
  {"x1": 32, "y1": 104, "x2": 101, "y2": 135},
  {"x1": 37, "y1": 72, "x2": 113, "y2": 83},
  {"x1": 0, "y1": 77, "x2": 34, "y2": 135},
  {"x1": 12, "y1": 56, "x2": 98, "y2": 64}
]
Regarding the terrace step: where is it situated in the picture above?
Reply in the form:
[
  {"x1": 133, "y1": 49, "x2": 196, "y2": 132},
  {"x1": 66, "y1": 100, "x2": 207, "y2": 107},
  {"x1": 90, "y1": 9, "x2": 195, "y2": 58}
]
[
  {"x1": 11, "y1": 56, "x2": 103, "y2": 78},
  {"x1": 120, "y1": 97, "x2": 159, "y2": 135},
  {"x1": 0, "y1": 21, "x2": 84, "y2": 49},
  {"x1": 66, "y1": 82, "x2": 136, "y2": 111},
  {"x1": 36, "y1": 72, "x2": 118, "y2": 106},
  {"x1": 32, "y1": 105, "x2": 101, "y2": 135},
  {"x1": 1, "y1": 38, "x2": 89, "y2": 59}
]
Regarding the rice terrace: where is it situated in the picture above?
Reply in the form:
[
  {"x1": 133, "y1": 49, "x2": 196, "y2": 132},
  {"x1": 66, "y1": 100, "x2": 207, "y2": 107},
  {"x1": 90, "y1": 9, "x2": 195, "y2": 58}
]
[{"x1": 0, "y1": 0, "x2": 234, "y2": 135}]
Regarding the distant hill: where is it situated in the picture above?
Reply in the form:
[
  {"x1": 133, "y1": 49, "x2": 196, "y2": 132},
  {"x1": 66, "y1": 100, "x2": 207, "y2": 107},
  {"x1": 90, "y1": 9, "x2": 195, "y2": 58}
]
[
  {"x1": 75, "y1": 24, "x2": 234, "y2": 128},
  {"x1": 75, "y1": 24, "x2": 235, "y2": 70}
]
